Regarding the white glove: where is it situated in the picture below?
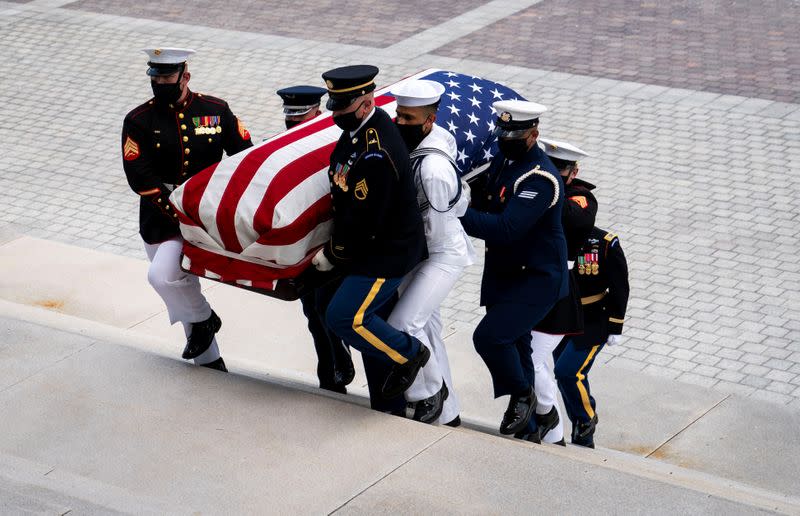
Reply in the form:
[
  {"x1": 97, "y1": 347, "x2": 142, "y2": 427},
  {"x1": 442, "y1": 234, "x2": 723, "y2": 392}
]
[
  {"x1": 605, "y1": 334, "x2": 622, "y2": 347},
  {"x1": 312, "y1": 248, "x2": 334, "y2": 272}
]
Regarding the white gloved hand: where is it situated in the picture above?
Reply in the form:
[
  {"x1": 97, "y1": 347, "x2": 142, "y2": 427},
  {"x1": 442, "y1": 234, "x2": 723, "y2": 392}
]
[
  {"x1": 605, "y1": 334, "x2": 622, "y2": 347},
  {"x1": 312, "y1": 248, "x2": 334, "y2": 272}
]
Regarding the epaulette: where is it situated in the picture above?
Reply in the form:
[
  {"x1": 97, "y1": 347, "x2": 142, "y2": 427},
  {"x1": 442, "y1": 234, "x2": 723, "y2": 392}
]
[
  {"x1": 365, "y1": 127, "x2": 382, "y2": 153},
  {"x1": 197, "y1": 93, "x2": 227, "y2": 107},
  {"x1": 127, "y1": 101, "x2": 154, "y2": 121},
  {"x1": 604, "y1": 232, "x2": 618, "y2": 242}
]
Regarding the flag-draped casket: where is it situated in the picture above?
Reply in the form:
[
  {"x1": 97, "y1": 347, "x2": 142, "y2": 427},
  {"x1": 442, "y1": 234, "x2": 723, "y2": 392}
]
[{"x1": 170, "y1": 69, "x2": 524, "y2": 298}]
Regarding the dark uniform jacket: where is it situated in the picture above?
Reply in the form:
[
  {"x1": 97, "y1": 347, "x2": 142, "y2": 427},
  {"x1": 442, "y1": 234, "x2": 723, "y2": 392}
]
[
  {"x1": 121, "y1": 91, "x2": 253, "y2": 244},
  {"x1": 460, "y1": 143, "x2": 568, "y2": 307},
  {"x1": 535, "y1": 178, "x2": 598, "y2": 334},
  {"x1": 323, "y1": 108, "x2": 427, "y2": 278},
  {"x1": 563, "y1": 178, "x2": 598, "y2": 260},
  {"x1": 570, "y1": 226, "x2": 630, "y2": 348}
]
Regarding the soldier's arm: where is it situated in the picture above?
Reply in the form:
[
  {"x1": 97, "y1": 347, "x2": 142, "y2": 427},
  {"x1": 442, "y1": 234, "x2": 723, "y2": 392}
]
[
  {"x1": 460, "y1": 174, "x2": 555, "y2": 245},
  {"x1": 221, "y1": 103, "x2": 254, "y2": 155},
  {"x1": 420, "y1": 157, "x2": 459, "y2": 243},
  {"x1": 324, "y1": 152, "x2": 394, "y2": 266},
  {"x1": 121, "y1": 115, "x2": 174, "y2": 217},
  {"x1": 605, "y1": 235, "x2": 630, "y2": 335},
  {"x1": 563, "y1": 190, "x2": 598, "y2": 240}
]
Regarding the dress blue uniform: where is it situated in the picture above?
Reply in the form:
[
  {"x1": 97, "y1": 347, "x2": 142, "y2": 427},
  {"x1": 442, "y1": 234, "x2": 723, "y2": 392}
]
[
  {"x1": 274, "y1": 85, "x2": 354, "y2": 393},
  {"x1": 315, "y1": 66, "x2": 429, "y2": 409},
  {"x1": 460, "y1": 100, "x2": 568, "y2": 436},
  {"x1": 554, "y1": 226, "x2": 630, "y2": 447}
]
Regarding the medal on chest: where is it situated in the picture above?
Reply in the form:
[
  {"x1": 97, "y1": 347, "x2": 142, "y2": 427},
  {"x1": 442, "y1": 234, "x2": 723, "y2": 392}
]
[
  {"x1": 578, "y1": 246, "x2": 601, "y2": 275},
  {"x1": 332, "y1": 160, "x2": 351, "y2": 192}
]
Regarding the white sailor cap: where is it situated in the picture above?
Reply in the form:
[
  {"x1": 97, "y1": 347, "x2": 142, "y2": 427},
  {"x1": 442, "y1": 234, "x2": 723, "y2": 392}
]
[
  {"x1": 493, "y1": 99, "x2": 547, "y2": 137},
  {"x1": 538, "y1": 137, "x2": 590, "y2": 163},
  {"x1": 392, "y1": 79, "x2": 446, "y2": 107},
  {"x1": 141, "y1": 48, "x2": 195, "y2": 76}
]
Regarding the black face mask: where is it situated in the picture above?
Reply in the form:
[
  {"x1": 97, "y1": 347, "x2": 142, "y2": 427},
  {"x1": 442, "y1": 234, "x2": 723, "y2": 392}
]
[
  {"x1": 285, "y1": 119, "x2": 301, "y2": 130},
  {"x1": 332, "y1": 101, "x2": 365, "y2": 131},
  {"x1": 395, "y1": 121, "x2": 428, "y2": 152},
  {"x1": 151, "y1": 80, "x2": 182, "y2": 106},
  {"x1": 497, "y1": 137, "x2": 529, "y2": 161}
]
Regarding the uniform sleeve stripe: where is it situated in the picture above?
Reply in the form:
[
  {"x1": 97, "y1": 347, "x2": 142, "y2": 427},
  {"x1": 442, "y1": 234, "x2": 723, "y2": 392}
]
[
  {"x1": 608, "y1": 317, "x2": 625, "y2": 324},
  {"x1": 138, "y1": 188, "x2": 161, "y2": 196}
]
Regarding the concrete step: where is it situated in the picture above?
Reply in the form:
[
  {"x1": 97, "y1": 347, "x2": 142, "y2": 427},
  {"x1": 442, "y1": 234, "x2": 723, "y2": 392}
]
[
  {"x1": 1, "y1": 234, "x2": 799, "y2": 513},
  {"x1": 2, "y1": 301, "x2": 800, "y2": 514}
]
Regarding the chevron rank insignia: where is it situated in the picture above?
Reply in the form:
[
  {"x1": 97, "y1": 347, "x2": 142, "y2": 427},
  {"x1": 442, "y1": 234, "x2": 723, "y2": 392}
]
[
  {"x1": 123, "y1": 136, "x2": 140, "y2": 161},
  {"x1": 354, "y1": 179, "x2": 368, "y2": 200},
  {"x1": 237, "y1": 119, "x2": 250, "y2": 140}
]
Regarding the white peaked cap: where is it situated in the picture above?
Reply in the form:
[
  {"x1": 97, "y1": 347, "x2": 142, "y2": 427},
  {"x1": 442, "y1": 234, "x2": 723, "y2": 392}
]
[
  {"x1": 538, "y1": 137, "x2": 590, "y2": 161},
  {"x1": 493, "y1": 99, "x2": 547, "y2": 124},
  {"x1": 141, "y1": 47, "x2": 196, "y2": 64}
]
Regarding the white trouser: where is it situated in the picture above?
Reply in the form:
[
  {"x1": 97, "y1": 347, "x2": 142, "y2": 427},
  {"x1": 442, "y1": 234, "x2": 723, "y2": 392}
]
[
  {"x1": 388, "y1": 260, "x2": 463, "y2": 424},
  {"x1": 530, "y1": 331, "x2": 565, "y2": 443},
  {"x1": 144, "y1": 237, "x2": 220, "y2": 365}
]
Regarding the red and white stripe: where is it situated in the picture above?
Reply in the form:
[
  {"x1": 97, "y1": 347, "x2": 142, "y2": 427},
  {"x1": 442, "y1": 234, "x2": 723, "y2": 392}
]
[{"x1": 171, "y1": 69, "x2": 438, "y2": 290}]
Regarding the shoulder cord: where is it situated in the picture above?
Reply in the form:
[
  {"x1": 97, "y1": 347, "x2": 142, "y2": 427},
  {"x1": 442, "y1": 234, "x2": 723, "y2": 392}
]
[
  {"x1": 512, "y1": 166, "x2": 559, "y2": 208},
  {"x1": 410, "y1": 147, "x2": 462, "y2": 213}
]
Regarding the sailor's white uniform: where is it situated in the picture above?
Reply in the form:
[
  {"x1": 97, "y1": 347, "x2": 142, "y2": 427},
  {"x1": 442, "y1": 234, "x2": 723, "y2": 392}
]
[{"x1": 387, "y1": 124, "x2": 475, "y2": 424}]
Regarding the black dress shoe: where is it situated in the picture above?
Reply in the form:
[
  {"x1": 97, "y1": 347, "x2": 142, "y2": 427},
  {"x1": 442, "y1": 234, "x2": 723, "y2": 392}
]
[
  {"x1": 500, "y1": 387, "x2": 536, "y2": 435},
  {"x1": 571, "y1": 414, "x2": 598, "y2": 448},
  {"x1": 553, "y1": 439, "x2": 567, "y2": 446},
  {"x1": 333, "y1": 360, "x2": 356, "y2": 387},
  {"x1": 513, "y1": 431, "x2": 542, "y2": 444},
  {"x1": 443, "y1": 415, "x2": 462, "y2": 428},
  {"x1": 534, "y1": 406, "x2": 560, "y2": 441},
  {"x1": 320, "y1": 382, "x2": 347, "y2": 394},
  {"x1": 381, "y1": 344, "x2": 430, "y2": 398},
  {"x1": 413, "y1": 383, "x2": 449, "y2": 424},
  {"x1": 182, "y1": 311, "x2": 222, "y2": 359},
  {"x1": 200, "y1": 357, "x2": 227, "y2": 372}
]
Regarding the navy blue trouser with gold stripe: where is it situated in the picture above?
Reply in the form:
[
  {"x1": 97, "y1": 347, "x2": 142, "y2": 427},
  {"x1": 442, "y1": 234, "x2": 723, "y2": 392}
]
[
  {"x1": 553, "y1": 338, "x2": 604, "y2": 426},
  {"x1": 326, "y1": 275, "x2": 422, "y2": 366}
]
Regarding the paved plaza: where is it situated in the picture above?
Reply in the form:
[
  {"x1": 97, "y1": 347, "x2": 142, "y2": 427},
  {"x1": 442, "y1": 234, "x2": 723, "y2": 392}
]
[{"x1": 1, "y1": 0, "x2": 799, "y2": 409}]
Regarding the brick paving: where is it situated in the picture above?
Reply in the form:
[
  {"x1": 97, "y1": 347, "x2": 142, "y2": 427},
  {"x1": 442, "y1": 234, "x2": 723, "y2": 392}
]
[
  {"x1": 64, "y1": 0, "x2": 489, "y2": 48},
  {"x1": 0, "y1": 2, "x2": 799, "y2": 408},
  {"x1": 436, "y1": 0, "x2": 800, "y2": 103}
]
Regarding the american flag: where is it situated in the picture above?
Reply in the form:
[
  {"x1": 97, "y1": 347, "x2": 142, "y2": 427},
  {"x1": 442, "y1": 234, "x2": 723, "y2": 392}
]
[
  {"x1": 418, "y1": 70, "x2": 524, "y2": 178},
  {"x1": 170, "y1": 69, "x2": 524, "y2": 293}
]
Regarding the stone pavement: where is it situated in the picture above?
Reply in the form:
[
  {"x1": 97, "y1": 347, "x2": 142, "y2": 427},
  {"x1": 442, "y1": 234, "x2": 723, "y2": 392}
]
[{"x1": 1, "y1": 0, "x2": 799, "y2": 409}]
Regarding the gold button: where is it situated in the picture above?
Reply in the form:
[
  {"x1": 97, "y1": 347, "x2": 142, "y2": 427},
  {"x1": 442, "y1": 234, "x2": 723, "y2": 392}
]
[
  {"x1": 351, "y1": 137, "x2": 358, "y2": 144},
  {"x1": 178, "y1": 113, "x2": 184, "y2": 119},
  {"x1": 181, "y1": 124, "x2": 187, "y2": 130},
  {"x1": 148, "y1": 101, "x2": 153, "y2": 105},
  {"x1": 184, "y1": 148, "x2": 190, "y2": 155},
  {"x1": 208, "y1": 138, "x2": 212, "y2": 142},
  {"x1": 165, "y1": 205, "x2": 170, "y2": 210},
  {"x1": 169, "y1": 103, "x2": 174, "y2": 109},
  {"x1": 156, "y1": 198, "x2": 162, "y2": 203},
  {"x1": 182, "y1": 136, "x2": 188, "y2": 142},
  {"x1": 182, "y1": 172, "x2": 187, "y2": 176},
  {"x1": 156, "y1": 143, "x2": 160, "y2": 148},
  {"x1": 184, "y1": 160, "x2": 189, "y2": 166}
]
